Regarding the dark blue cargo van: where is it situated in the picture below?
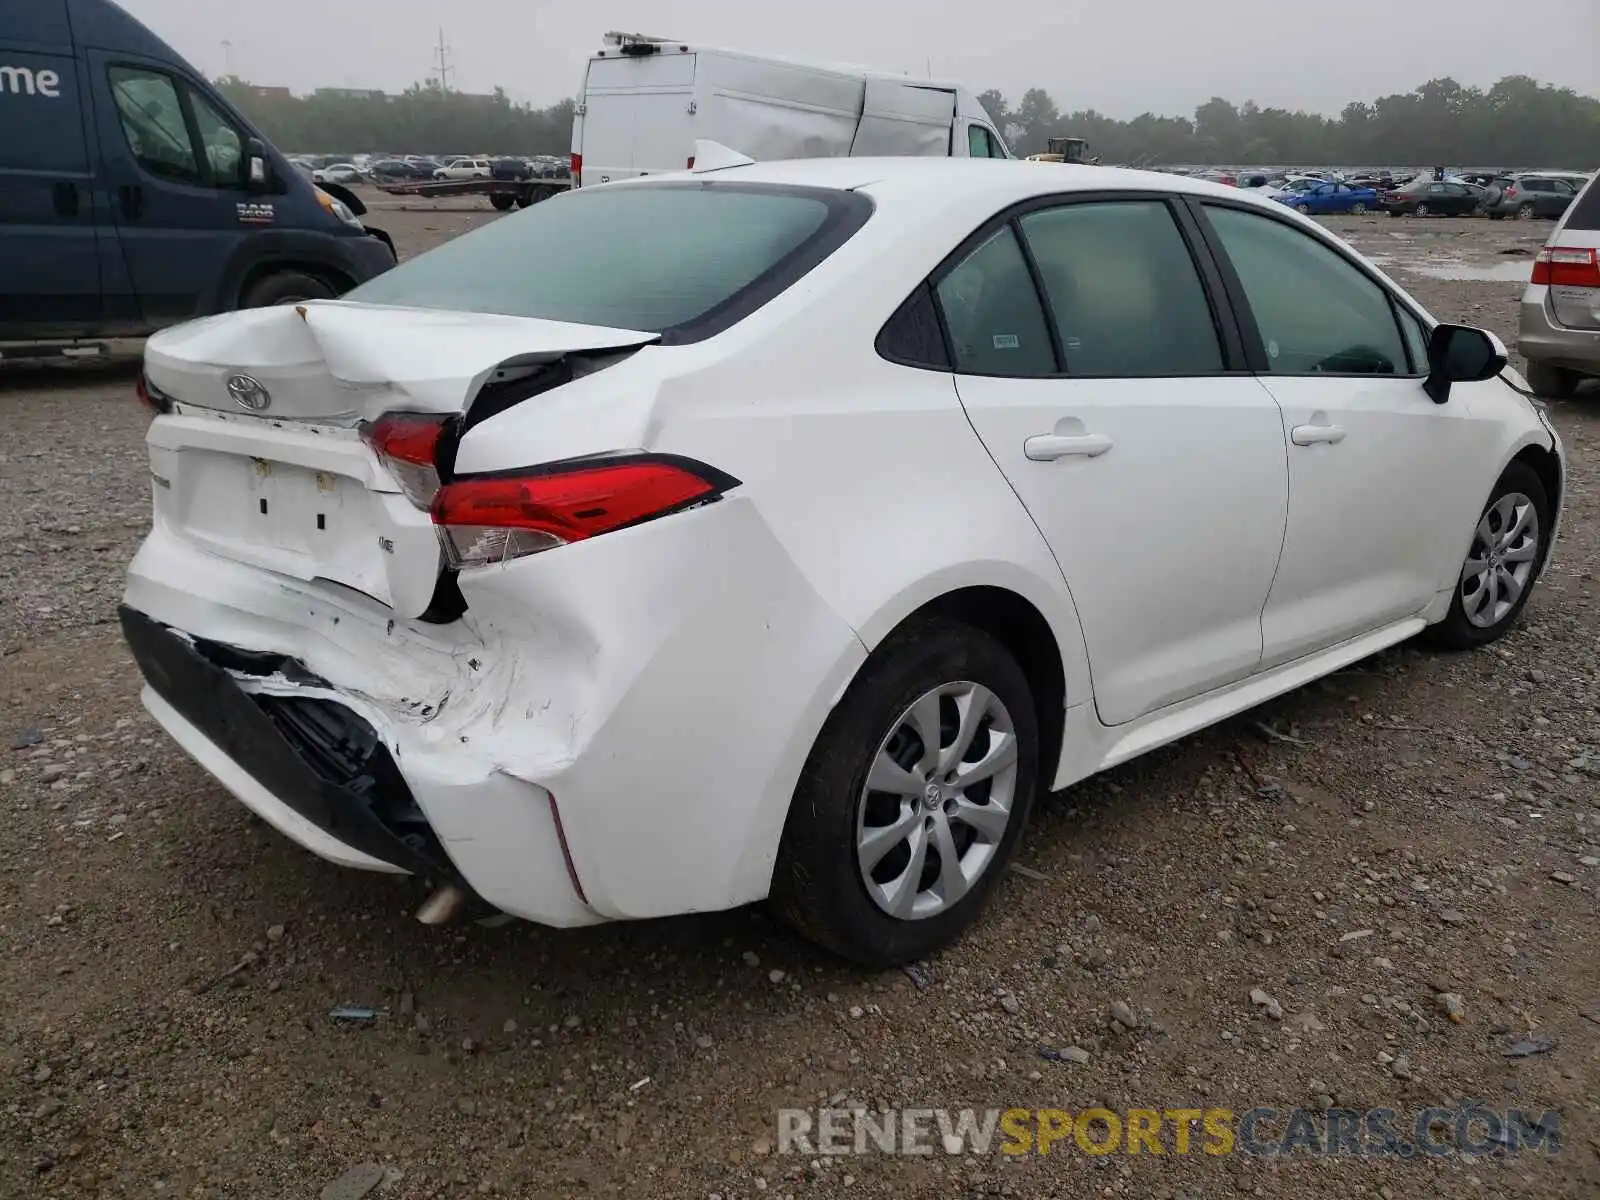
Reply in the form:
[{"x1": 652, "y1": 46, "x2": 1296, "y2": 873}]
[{"x1": 0, "y1": 0, "x2": 395, "y2": 343}]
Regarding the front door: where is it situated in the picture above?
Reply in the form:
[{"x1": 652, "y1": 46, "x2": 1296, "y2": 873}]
[
  {"x1": 942, "y1": 198, "x2": 1289, "y2": 725},
  {"x1": 1197, "y1": 201, "x2": 1497, "y2": 668},
  {"x1": 87, "y1": 54, "x2": 250, "y2": 327},
  {"x1": 0, "y1": 0, "x2": 102, "y2": 337}
]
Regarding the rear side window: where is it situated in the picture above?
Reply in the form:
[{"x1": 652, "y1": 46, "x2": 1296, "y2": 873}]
[
  {"x1": 345, "y1": 183, "x2": 871, "y2": 342},
  {"x1": 1564, "y1": 176, "x2": 1600, "y2": 231},
  {"x1": 934, "y1": 226, "x2": 1056, "y2": 377},
  {"x1": 1018, "y1": 201, "x2": 1223, "y2": 376}
]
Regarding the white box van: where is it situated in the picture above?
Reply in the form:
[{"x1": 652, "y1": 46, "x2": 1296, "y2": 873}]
[{"x1": 570, "y1": 32, "x2": 1011, "y2": 186}]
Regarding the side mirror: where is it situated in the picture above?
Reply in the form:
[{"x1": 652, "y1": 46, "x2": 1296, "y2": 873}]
[
  {"x1": 1423, "y1": 323, "x2": 1506, "y2": 404},
  {"x1": 246, "y1": 138, "x2": 269, "y2": 191}
]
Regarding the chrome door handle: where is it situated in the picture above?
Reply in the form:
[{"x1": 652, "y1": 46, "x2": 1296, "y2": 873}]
[
  {"x1": 1290, "y1": 423, "x2": 1347, "y2": 446},
  {"x1": 1024, "y1": 432, "x2": 1114, "y2": 461}
]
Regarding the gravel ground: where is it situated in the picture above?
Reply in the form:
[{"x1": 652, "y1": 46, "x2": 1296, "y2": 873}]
[{"x1": 1, "y1": 200, "x2": 1597, "y2": 1200}]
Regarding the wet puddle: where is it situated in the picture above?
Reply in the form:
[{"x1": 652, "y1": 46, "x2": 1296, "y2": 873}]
[{"x1": 1364, "y1": 254, "x2": 1532, "y2": 283}]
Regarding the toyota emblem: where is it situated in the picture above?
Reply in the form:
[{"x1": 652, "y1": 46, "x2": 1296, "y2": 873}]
[{"x1": 226, "y1": 374, "x2": 271, "y2": 411}]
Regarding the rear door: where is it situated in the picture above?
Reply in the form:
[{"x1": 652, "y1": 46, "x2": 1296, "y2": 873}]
[
  {"x1": 0, "y1": 0, "x2": 103, "y2": 338},
  {"x1": 1538, "y1": 178, "x2": 1576, "y2": 219},
  {"x1": 87, "y1": 50, "x2": 252, "y2": 325},
  {"x1": 1443, "y1": 183, "x2": 1476, "y2": 215},
  {"x1": 943, "y1": 196, "x2": 1289, "y2": 725},
  {"x1": 851, "y1": 80, "x2": 956, "y2": 157},
  {"x1": 579, "y1": 51, "x2": 697, "y2": 184}
]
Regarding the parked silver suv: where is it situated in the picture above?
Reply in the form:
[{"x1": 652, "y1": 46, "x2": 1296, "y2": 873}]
[{"x1": 1518, "y1": 171, "x2": 1600, "y2": 398}]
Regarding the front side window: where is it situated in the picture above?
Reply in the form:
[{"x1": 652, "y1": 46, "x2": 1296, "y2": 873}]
[
  {"x1": 967, "y1": 125, "x2": 1003, "y2": 159},
  {"x1": 188, "y1": 89, "x2": 244, "y2": 186},
  {"x1": 1018, "y1": 201, "x2": 1222, "y2": 376},
  {"x1": 1393, "y1": 302, "x2": 1431, "y2": 375},
  {"x1": 1204, "y1": 204, "x2": 1407, "y2": 376},
  {"x1": 109, "y1": 67, "x2": 200, "y2": 184},
  {"x1": 934, "y1": 226, "x2": 1055, "y2": 377},
  {"x1": 345, "y1": 182, "x2": 869, "y2": 341}
]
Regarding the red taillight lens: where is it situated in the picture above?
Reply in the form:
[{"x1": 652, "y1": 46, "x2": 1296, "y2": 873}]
[
  {"x1": 570, "y1": 152, "x2": 582, "y2": 183},
  {"x1": 687, "y1": 156, "x2": 696, "y2": 169},
  {"x1": 1504, "y1": 186, "x2": 1518, "y2": 198},
  {"x1": 136, "y1": 373, "x2": 171, "y2": 414},
  {"x1": 1531, "y1": 246, "x2": 1600, "y2": 287},
  {"x1": 361, "y1": 412, "x2": 448, "y2": 509},
  {"x1": 430, "y1": 456, "x2": 738, "y2": 568}
]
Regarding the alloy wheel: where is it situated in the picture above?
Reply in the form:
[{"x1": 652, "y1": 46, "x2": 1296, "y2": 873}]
[
  {"x1": 1460, "y1": 492, "x2": 1540, "y2": 629},
  {"x1": 855, "y1": 681, "x2": 1019, "y2": 920}
]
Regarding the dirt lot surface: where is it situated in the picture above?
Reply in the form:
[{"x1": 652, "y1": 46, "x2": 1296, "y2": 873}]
[{"x1": 1, "y1": 198, "x2": 1597, "y2": 1200}]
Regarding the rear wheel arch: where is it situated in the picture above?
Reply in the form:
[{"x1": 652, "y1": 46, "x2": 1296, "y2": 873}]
[
  {"x1": 910, "y1": 587, "x2": 1068, "y2": 785},
  {"x1": 853, "y1": 584, "x2": 1073, "y2": 794}
]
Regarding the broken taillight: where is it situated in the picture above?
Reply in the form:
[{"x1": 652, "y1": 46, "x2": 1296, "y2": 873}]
[
  {"x1": 361, "y1": 412, "x2": 450, "y2": 509},
  {"x1": 1530, "y1": 245, "x2": 1600, "y2": 288},
  {"x1": 430, "y1": 455, "x2": 739, "y2": 568},
  {"x1": 136, "y1": 373, "x2": 171, "y2": 415}
]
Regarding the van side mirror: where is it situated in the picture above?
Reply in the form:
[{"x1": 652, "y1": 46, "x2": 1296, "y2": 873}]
[
  {"x1": 246, "y1": 138, "x2": 269, "y2": 191},
  {"x1": 1423, "y1": 324, "x2": 1506, "y2": 404}
]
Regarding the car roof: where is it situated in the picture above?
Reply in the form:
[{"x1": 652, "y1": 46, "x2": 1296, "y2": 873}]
[{"x1": 627, "y1": 156, "x2": 1282, "y2": 213}]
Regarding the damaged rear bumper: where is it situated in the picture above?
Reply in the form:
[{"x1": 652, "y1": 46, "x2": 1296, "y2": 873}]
[
  {"x1": 121, "y1": 604, "x2": 468, "y2": 883},
  {"x1": 118, "y1": 585, "x2": 602, "y2": 929}
]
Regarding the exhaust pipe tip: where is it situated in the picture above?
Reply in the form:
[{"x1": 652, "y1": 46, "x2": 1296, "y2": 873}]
[{"x1": 416, "y1": 883, "x2": 469, "y2": 926}]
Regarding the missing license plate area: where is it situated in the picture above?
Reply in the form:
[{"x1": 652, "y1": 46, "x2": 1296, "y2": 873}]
[{"x1": 241, "y1": 461, "x2": 351, "y2": 542}]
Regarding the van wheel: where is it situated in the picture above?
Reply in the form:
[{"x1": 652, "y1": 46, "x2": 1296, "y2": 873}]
[
  {"x1": 770, "y1": 617, "x2": 1039, "y2": 966},
  {"x1": 241, "y1": 271, "x2": 337, "y2": 308},
  {"x1": 1526, "y1": 362, "x2": 1580, "y2": 400}
]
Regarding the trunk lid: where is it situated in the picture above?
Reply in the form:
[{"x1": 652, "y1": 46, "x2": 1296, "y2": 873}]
[{"x1": 142, "y1": 300, "x2": 658, "y2": 619}]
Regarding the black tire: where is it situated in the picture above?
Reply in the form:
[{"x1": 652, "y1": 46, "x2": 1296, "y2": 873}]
[
  {"x1": 770, "y1": 617, "x2": 1040, "y2": 966},
  {"x1": 514, "y1": 193, "x2": 535, "y2": 209},
  {"x1": 1425, "y1": 461, "x2": 1551, "y2": 651},
  {"x1": 1350, "y1": 202, "x2": 1366, "y2": 215},
  {"x1": 489, "y1": 193, "x2": 516, "y2": 211},
  {"x1": 1516, "y1": 203, "x2": 1536, "y2": 220},
  {"x1": 240, "y1": 271, "x2": 337, "y2": 308},
  {"x1": 1526, "y1": 361, "x2": 1580, "y2": 400},
  {"x1": 1295, "y1": 203, "x2": 1311, "y2": 215}
]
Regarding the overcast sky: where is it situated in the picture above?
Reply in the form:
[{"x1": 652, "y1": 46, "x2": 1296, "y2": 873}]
[{"x1": 120, "y1": 0, "x2": 1598, "y2": 117}]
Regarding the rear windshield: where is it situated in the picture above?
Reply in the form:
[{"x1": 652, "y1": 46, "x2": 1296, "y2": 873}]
[
  {"x1": 345, "y1": 182, "x2": 872, "y2": 342},
  {"x1": 1564, "y1": 176, "x2": 1600, "y2": 231}
]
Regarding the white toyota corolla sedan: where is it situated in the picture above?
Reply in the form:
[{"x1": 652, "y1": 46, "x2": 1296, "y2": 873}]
[{"x1": 121, "y1": 155, "x2": 1564, "y2": 965}]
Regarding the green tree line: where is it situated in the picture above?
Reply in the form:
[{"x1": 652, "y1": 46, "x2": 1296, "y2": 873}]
[
  {"x1": 215, "y1": 73, "x2": 1598, "y2": 167},
  {"x1": 215, "y1": 77, "x2": 575, "y2": 156},
  {"x1": 980, "y1": 76, "x2": 1599, "y2": 166}
]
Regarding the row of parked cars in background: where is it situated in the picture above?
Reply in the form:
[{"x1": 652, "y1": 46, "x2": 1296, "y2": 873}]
[
  {"x1": 1184, "y1": 167, "x2": 1592, "y2": 220},
  {"x1": 287, "y1": 153, "x2": 572, "y2": 185}
]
